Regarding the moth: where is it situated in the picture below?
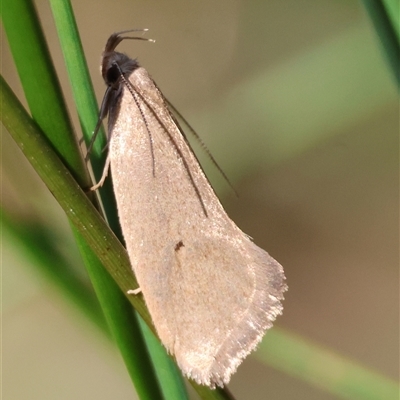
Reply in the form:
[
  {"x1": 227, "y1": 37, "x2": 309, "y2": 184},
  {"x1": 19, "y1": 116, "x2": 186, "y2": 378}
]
[{"x1": 91, "y1": 30, "x2": 287, "y2": 388}]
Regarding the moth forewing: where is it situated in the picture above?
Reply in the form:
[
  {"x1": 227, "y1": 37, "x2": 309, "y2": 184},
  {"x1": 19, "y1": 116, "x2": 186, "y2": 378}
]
[{"x1": 95, "y1": 31, "x2": 287, "y2": 388}]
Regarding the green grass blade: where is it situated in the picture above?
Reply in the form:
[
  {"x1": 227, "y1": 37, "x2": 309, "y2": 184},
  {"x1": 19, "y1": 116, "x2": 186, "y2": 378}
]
[
  {"x1": 362, "y1": 0, "x2": 400, "y2": 87},
  {"x1": 137, "y1": 319, "x2": 191, "y2": 400},
  {"x1": 1, "y1": 0, "x2": 164, "y2": 397},
  {"x1": 0, "y1": 0, "x2": 86, "y2": 181},
  {"x1": 46, "y1": 0, "x2": 107, "y2": 176},
  {"x1": 382, "y1": 0, "x2": 400, "y2": 39},
  {"x1": 257, "y1": 328, "x2": 399, "y2": 400},
  {"x1": 75, "y1": 234, "x2": 166, "y2": 400}
]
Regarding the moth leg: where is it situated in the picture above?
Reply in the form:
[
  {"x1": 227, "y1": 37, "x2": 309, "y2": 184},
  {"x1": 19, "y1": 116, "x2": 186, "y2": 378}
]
[
  {"x1": 127, "y1": 288, "x2": 142, "y2": 295},
  {"x1": 90, "y1": 154, "x2": 111, "y2": 191}
]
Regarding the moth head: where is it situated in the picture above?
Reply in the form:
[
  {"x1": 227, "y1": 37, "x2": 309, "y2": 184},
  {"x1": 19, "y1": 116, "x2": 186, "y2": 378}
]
[{"x1": 101, "y1": 31, "x2": 145, "y2": 89}]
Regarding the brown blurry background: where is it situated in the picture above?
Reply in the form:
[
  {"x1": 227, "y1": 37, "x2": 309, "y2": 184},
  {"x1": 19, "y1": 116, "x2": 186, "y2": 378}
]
[{"x1": 2, "y1": 1, "x2": 398, "y2": 399}]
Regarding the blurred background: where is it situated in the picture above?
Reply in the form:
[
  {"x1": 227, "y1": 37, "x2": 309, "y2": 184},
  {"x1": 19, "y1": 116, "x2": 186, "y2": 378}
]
[{"x1": 2, "y1": 0, "x2": 398, "y2": 399}]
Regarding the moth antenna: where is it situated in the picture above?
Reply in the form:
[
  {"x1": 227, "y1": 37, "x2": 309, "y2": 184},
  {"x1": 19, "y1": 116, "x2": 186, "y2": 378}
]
[{"x1": 166, "y1": 99, "x2": 238, "y2": 197}]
